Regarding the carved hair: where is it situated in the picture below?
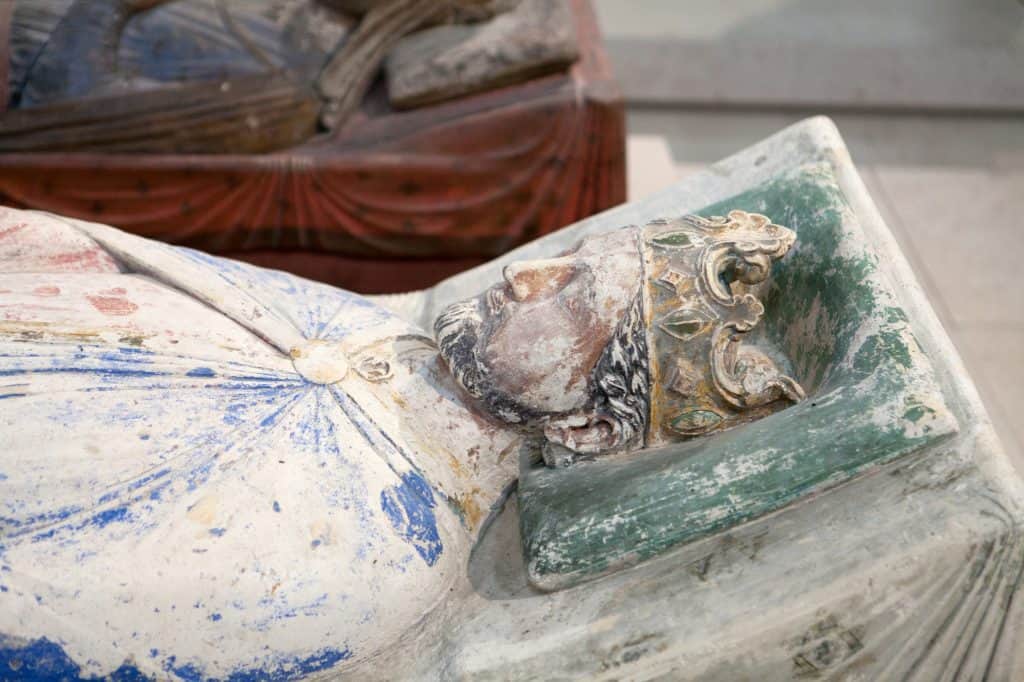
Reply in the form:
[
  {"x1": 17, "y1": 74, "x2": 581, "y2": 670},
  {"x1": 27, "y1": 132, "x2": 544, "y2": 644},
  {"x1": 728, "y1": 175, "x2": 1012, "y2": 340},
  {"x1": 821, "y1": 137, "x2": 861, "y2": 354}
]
[
  {"x1": 434, "y1": 298, "x2": 541, "y2": 425},
  {"x1": 588, "y1": 290, "x2": 650, "y2": 449},
  {"x1": 436, "y1": 287, "x2": 651, "y2": 444}
]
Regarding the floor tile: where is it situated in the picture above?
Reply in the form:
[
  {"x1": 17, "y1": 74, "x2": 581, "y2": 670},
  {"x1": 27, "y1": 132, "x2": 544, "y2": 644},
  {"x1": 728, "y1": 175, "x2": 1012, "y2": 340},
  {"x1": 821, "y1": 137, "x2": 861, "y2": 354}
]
[
  {"x1": 626, "y1": 134, "x2": 678, "y2": 201},
  {"x1": 867, "y1": 165, "x2": 1024, "y2": 328}
]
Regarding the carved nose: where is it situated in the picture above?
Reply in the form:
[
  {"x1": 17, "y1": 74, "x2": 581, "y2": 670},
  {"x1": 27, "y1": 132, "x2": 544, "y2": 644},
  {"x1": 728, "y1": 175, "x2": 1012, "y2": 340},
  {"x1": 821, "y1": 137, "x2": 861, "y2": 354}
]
[{"x1": 503, "y1": 257, "x2": 577, "y2": 302}]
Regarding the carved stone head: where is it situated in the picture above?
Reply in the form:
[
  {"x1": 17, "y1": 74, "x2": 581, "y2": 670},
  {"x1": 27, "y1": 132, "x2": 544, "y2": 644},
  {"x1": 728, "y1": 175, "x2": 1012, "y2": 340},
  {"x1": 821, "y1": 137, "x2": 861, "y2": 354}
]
[{"x1": 435, "y1": 210, "x2": 805, "y2": 465}]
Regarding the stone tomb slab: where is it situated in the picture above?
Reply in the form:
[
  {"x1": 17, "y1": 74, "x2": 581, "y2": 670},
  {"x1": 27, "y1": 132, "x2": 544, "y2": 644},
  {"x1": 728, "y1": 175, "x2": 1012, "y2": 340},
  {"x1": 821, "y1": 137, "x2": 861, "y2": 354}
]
[{"x1": 361, "y1": 117, "x2": 1024, "y2": 680}]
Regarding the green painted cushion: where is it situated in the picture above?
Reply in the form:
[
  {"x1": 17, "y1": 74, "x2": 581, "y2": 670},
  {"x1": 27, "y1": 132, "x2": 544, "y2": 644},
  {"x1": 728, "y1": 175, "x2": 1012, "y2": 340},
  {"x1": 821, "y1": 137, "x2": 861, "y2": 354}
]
[{"x1": 518, "y1": 162, "x2": 959, "y2": 591}]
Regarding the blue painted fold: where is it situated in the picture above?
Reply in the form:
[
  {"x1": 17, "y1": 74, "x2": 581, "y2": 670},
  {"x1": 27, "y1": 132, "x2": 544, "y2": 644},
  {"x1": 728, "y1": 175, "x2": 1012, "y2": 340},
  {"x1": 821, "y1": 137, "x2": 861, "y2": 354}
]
[
  {"x1": 380, "y1": 472, "x2": 443, "y2": 566},
  {"x1": 0, "y1": 635, "x2": 352, "y2": 681}
]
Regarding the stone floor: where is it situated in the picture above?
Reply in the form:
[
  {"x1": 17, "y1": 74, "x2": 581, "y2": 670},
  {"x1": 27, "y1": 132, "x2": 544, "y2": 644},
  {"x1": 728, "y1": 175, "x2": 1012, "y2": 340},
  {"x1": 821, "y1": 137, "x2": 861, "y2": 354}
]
[{"x1": 626, "y1": 108, "x2": 1024, "y2": 471}]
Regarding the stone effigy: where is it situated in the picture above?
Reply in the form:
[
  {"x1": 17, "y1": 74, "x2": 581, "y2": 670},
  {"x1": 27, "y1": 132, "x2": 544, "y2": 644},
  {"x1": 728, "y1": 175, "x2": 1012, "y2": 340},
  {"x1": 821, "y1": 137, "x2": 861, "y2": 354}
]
[
  {"x1": 1, "y1": 117, "x2": 1022, "y2": 680},
  {"x1": 0, "y1": 204, "x2": 801, "y2": 677}
]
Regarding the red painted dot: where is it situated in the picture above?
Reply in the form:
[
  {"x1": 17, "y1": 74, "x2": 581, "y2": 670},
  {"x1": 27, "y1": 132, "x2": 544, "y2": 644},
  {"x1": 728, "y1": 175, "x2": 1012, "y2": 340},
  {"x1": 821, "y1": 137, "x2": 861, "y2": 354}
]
[{"x1": 87, "y1": 295, "x2": 139, "y2": 316}]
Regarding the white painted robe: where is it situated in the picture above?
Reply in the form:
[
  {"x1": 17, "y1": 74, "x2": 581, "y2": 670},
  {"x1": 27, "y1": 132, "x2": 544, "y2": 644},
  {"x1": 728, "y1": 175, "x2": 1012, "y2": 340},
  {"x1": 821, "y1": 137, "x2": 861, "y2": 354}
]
[{"x1": 0, "y1": 210, "x2": 504, "y2": 680}]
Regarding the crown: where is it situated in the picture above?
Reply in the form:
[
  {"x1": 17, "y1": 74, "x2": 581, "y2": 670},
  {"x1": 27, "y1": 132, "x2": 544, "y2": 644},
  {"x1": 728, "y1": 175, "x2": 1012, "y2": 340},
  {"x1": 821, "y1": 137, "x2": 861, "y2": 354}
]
[{"x1": 641, "y1": 210, "x2": 805, "y2": 444}]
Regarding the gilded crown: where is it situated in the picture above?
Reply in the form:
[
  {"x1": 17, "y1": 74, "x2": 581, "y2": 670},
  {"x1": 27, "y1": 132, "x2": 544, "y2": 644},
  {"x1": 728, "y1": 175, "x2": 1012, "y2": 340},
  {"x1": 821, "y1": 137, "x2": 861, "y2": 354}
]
[{"x1": 641, "y1": 210, "x2": 805, "y2": 444}]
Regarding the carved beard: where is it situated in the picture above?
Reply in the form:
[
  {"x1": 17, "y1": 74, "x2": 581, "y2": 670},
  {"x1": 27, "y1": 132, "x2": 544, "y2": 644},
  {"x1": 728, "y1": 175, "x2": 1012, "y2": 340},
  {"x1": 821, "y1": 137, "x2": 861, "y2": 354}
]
[{"x1": 434, "y1": 297, "x2": 540, "y2": 425}]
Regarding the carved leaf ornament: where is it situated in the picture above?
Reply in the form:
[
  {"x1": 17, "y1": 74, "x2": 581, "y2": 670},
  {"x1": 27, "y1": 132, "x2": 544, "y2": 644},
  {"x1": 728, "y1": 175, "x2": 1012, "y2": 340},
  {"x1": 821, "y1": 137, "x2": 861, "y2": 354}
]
[
  {"x1": 670, "y1": 409, "x2": 724, "y2": 436},
  {"x1": 649, "y1": 230, "x2": 697, "y2": 249},
  {"x1": 659, "y1": 308, "x2": 711, "y2": 340}
]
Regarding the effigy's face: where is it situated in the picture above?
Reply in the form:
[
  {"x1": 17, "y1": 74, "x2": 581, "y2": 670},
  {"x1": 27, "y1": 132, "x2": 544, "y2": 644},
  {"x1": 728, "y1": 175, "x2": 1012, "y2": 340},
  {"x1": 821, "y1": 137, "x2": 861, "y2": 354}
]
[
  {"x1": 435, "y1": 210, "x2": 806, "y2": 463},
  {"x1": 435, "y1": 228, "x2": 644, "y2": 422}
]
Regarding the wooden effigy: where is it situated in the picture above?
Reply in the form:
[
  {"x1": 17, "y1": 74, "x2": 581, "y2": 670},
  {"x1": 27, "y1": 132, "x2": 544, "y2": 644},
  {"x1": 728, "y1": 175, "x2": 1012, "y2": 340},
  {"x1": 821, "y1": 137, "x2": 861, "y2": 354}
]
[{"x1": 0, "y1": 0, "x2": 624, "y2": 293}]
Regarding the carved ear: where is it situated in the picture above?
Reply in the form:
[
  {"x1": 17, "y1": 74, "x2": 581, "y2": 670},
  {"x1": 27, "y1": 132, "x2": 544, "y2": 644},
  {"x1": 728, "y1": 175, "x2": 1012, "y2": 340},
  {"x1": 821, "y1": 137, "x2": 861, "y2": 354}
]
[{"x1": 543, "y1": 412, "x2": 625, "y2": 455}]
